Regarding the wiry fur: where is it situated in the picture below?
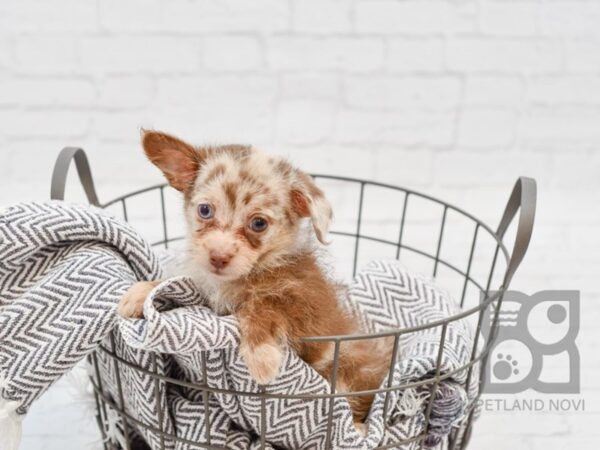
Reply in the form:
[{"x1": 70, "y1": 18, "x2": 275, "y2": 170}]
[{"x1": 118, "y1": 130, "x2": 391, "y2": 424}]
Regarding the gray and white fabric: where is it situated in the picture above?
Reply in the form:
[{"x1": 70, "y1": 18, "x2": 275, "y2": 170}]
[
  {"x1": 0, "y1": 202, "x2": 477, "y2": 450},
  {"x1": 0, "y1": 202, "x2": 161, "y2": 450}
]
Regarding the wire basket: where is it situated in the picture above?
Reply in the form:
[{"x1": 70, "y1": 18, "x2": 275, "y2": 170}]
[{"x1": 51, "y1": 147, "x2": 536, "y2": 450}]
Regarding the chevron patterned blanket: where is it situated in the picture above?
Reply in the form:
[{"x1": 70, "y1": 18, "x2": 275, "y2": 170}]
[{"x1": 0, "y1": 202, "x2": 477, "y2": 450}]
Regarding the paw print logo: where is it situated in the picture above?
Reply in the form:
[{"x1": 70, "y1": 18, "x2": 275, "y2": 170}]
[
  {"x1": 481, "y1": 290, "x2": 580, "y2": 394},
  {"x1": 494, "y1": 354, "x2": 519, "y2": 380}
]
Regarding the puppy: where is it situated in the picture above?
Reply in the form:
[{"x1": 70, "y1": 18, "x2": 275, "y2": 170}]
[{"x1": 118, "y1": 131, "x2": 390, "y2": 424}]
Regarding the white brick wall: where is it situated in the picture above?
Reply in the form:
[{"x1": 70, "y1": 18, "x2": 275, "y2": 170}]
[{"x1": 1, "y1": 0, "x2": 598, "y2": 449}]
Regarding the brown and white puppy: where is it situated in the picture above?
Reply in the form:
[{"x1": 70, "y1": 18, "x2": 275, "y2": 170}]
[{"x1": 118, "y1": 131, "x2": 390, "y2": 424}]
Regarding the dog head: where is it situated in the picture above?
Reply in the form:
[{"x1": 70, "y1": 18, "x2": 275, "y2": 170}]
[{"x1": 142, "y1": 130, "x2": 332, "y2": 282}]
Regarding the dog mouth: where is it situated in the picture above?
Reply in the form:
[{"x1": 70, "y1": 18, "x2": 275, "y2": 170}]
[
  {"x1": 209, "y1": 267, "x2": 238, "y2": 279},
  {"x1": 210, "y1": 268, "x2": 226, "y2": 276},
  {"x1": 207, "y1": 265, "x2": 248, "y2": 281}
]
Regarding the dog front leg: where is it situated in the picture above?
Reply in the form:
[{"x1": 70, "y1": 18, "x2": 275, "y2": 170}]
[
  {"x1": 117, "y1": 281, "x2": 160, "y2": 318},
  {"x1": 237, "y1": 312, "x2": 286, "y2": 385}
]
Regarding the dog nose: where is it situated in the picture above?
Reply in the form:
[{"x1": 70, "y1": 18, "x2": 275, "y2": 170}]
[{"x1": 209, "y1": 251, "x2": 232, "y2": 270}]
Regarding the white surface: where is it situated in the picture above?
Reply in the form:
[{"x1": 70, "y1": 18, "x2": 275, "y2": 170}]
[{"x1": 0, "y1": 0, "x2": 598, "y2": 449}]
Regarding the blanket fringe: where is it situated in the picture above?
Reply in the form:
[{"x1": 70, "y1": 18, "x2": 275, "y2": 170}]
[
  {"x1": 101, "y1": 403, "x2": 127, "y2": 449},
  {"x1": 396, "y1": 388, "x2": 427, "y2": 416},
  {"x1": 0, "y1": 376, "x2": 23, "y2": 450}
]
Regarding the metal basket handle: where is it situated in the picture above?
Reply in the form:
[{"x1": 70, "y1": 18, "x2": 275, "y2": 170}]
[
  {"x1": 497, "y1": 176, "x2": 537, "y2": 286},
  {"x1": 50, "y1": 147, "x2": 100, "y2": 206}
]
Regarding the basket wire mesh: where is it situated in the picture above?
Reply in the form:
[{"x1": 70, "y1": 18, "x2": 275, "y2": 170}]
[{"x1": 50, "y1": 147, "x2": 536, "y2": 450}]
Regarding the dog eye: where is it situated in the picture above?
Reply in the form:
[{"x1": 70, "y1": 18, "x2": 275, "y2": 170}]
[
  {"x1": 197, "y1": 203, "x2": 214, "y2": 219},
  {"x1": 249, "y1": 217, "x2": 268, "y2": 232}
]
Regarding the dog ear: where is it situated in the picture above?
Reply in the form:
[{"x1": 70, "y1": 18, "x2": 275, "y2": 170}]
[
  {"x1": 141, "y1": 130, "x2": 205, "y2": 192},
  {"x1": 291, "y1": 172, "x2": 333, "y2": 244}
]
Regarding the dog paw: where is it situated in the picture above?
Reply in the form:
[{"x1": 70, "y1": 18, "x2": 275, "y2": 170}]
[
  {"x1": 354, "y1": 421, "x2": 368, "y2": 437},
  {"x1": 240, "y1": 341, "x2": 283, "y2": 385},
  {"x1": 117, "y1": 281, "x2": 158, "y2": 318}
]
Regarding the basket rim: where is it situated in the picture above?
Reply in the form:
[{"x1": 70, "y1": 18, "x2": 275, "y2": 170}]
[
  {"x1": 101, "y1": 175, "x2": 510, "y2": 262},
  {"x1": 99, "y1": 174, "x2": 511, "y2": 340}
]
